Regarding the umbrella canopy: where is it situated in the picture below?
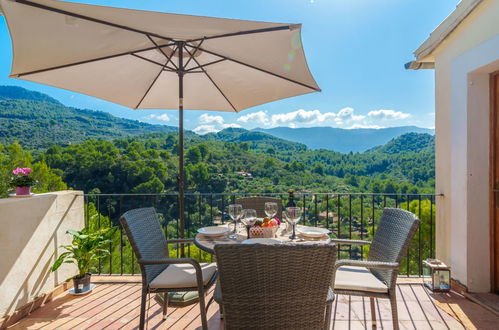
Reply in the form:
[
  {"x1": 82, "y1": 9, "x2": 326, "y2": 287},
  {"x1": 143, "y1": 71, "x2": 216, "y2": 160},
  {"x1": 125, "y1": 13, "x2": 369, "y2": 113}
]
[{"x1": 0, "y1": 0, "x2": 320, "y2": 236}]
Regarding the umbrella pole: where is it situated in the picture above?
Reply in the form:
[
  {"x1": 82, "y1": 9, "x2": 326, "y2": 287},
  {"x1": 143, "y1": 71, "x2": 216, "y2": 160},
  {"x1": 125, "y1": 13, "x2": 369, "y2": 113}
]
[
  {"x1": 178, "y1": 42, "x2": 185, "y2": 243},
  {"x1": 162, "y1": 43, "x2": 197, "y2": 305}
]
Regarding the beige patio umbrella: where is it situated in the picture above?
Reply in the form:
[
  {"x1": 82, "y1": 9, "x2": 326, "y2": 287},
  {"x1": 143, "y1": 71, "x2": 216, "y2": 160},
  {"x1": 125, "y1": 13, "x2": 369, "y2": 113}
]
[{"x1": 0, "y1": 0, "x2": 320, "y2": 237}]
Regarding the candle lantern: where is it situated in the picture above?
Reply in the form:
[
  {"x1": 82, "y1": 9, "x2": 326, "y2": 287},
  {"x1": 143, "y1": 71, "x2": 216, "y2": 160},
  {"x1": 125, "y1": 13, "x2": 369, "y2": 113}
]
[{"x1": 423, "y1": 259, "x2": 451, "y2": 292}]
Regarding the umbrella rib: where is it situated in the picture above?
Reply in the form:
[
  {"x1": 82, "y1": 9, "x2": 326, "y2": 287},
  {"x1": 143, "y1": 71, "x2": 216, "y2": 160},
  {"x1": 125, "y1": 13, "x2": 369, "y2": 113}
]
[
  {"x1": 185, "y1": 58, "x2": 227, "y2": 72},
  {"x1": 131, "y1": 53, "x2": 176, "y2": 71},
  {"x1": 184, "y1": 48, "x2": 238, "y2": 112},
  {"x1": 146, "y1": 35, "x2": 178, "y2": 71},
  {"x1": 183, "y1": 39, "x2": 205, "y2": 69},
  {"x1": 14, "y1": 0, "x2": 176, "y2": 42},
  {"x1": 186, "y1": 25, "x2": 294, "y2": 43},
  {"x1": 184, "y1": 43, "x2": 320, "y2": 92},
  {"x1": 134, "y1": 66, "x2": 166, "y2": 109},
  {"x1": 12, "y1": 43, "x2": 174, "y2": 77}
]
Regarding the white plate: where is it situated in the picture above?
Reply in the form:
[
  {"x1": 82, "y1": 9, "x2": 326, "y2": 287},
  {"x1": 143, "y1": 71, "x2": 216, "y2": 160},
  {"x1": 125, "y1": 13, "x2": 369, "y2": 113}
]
[
  {"x1": 197, "y1": 226, "x2": 229, "y2": 237},
  {"x1": 242, "y1": 238, "x2": 282, "y2": 245},
  {"x1": 297, "y1": 227, "x2": 330, "y2": 238}
]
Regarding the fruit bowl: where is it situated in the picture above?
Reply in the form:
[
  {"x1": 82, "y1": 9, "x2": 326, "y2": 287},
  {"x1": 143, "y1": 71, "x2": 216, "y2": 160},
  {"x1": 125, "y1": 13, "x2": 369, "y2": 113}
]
[{"x1": 249, "y1": 225, "x2": 278, "y2": 238}]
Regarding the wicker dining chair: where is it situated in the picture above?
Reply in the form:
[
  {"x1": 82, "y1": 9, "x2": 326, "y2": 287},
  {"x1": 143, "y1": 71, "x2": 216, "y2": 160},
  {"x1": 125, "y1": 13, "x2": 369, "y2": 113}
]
[
  {"x1": 119, "y1": 207, "x2": 218, "y2": 330},
  {"x1": 330, "y1": 208, "x2": 420, "y2": 330},
  {"x1": 214, "y1": 243, "x2": 337, "y2": 330},
  {"x1": 235, "y1": 196, "x2": 283, "y2": 219}
]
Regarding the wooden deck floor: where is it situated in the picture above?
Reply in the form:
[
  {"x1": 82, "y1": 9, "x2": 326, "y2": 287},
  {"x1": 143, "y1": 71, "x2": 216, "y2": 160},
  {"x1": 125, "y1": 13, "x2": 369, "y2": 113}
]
[{"x1": 8, "y1": 278, "x2": 499, "y2": 329}]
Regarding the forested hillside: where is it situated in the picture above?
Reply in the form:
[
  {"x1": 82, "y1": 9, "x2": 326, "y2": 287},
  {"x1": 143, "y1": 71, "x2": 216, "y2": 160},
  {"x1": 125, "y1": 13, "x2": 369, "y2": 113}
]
[
  {"x1": 0, "y1": 130, "x2": 434, "y2": 198},
  {"x1": 0, "y1": 86, "x2": 175, "y2": 148},
  {"x1": 0, "y1": 86, "x2": 435, "y2": 198}
]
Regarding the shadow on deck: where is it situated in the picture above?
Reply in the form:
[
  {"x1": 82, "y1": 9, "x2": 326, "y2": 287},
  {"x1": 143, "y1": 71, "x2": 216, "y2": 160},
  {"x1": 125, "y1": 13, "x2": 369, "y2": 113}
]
[{"x1": 8, "y1": 277, "x2": 499, "y2": 329}]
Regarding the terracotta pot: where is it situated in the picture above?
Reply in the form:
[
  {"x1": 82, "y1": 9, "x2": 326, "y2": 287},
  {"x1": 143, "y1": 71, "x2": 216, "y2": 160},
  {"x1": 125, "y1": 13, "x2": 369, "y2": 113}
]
[
  {"x1": 73, "y1": 273, "x2": 91, "y2": 294},
  {"x1": 15, "y1": 186, "x2": 31, "y2": 195}
]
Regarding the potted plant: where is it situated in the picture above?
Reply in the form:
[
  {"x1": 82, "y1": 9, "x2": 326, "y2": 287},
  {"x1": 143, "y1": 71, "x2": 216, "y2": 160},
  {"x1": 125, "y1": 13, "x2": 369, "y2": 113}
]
[
  {"x1": 51, "y1": 227, "x2": 114, "y2": 294},
  {"x1": 10, "y1": 167, "x2": 36, "y2": 195}
]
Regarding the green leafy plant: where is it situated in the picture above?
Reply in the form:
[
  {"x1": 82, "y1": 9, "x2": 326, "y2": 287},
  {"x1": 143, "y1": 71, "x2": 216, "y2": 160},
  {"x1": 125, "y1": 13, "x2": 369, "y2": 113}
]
[
  {"x1": 10, "y1": 167, "x2": 37, "y2": 187},
  {"x1": 51, "y1": 227, "x2": 115, "y2": 278}
]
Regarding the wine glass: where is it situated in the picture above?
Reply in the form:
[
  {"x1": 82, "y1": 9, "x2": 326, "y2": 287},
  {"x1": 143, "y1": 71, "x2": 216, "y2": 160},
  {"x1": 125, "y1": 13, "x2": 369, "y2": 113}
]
[
  {"x1": 241, "y1": 209, "x2": 257, "y2": 239},
  {"x1": 228, "y1": 204, "x2": 243, "y2": 239},
  {"x1": 285, "y1": 207, "x2": 301, "y2": 240},
  {"x1": 264, "y1": 202, "x2": 278, "y2": 219}
]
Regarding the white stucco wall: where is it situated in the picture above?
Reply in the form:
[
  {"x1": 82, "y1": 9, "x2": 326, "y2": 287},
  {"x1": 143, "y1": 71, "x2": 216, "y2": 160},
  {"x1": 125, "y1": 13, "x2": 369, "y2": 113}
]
[
  {"x1": 0, "y1": 191, "x2": 85, "y2": 317},
  {"x1": 429, "y1": 0, "x2": 499, "y2": 292}
]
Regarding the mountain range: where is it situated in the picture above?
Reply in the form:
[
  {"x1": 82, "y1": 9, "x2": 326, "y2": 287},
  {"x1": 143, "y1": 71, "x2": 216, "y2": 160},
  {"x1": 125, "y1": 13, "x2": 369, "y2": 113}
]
[
  {"x1": 0, "y1": 85, "x2": 433, "y2": 153},
  {"x1": 254, "y1": 126, "x2": 434, "y2": 153}
]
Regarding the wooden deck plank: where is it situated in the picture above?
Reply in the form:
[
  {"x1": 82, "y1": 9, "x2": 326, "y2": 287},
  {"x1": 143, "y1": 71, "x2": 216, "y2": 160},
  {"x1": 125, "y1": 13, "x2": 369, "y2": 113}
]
[{"x1": 8, "y1": 282, "x2": 498, "y2": 329}]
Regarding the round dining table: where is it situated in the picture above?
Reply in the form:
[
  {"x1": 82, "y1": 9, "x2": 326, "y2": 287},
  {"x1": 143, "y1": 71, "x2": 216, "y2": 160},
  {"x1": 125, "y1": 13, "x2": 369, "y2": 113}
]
[{"x1": 194, "y1": 223, "x2": 331, "y2": 254}]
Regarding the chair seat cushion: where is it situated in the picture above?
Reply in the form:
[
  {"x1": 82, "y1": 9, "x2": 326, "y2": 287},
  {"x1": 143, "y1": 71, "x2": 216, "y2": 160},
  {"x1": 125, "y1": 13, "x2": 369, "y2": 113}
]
[
  {"x1": 334, "y1": 266, "x2": 388, "y2": 293},
  {"x1": 150, "y1": 263, "x2": 217, "y2": 289}
]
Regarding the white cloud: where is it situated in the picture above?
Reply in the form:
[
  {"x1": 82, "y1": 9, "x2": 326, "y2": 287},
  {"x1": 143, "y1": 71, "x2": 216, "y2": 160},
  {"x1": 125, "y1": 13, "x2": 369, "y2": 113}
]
[
  {"x1": 193, "y1": 114, "x2": 243, "y2": 135},
  {"x1": 145, "y1": 113, "x2": 171, "y2": 122},
  {"x1": 237, "y1": 111, "x2": 270, "y2": 126},
  {"x1": 367, "y1": 109, "x2": 410, "y2": 120},
  {"x1": 271, "y1": 109, "x2": 338, "y2": 127},
  {"x1": 200, "y1": 107, "x2": 413, "y2": 131},
  {"x1": 193, "y1": 125, "x2": 219, "y2": 135},
  {"x1": 199, "y1": 113, "x2": 224, "y2": 125},
  {"x1": 236, "y1": 108, "x2": 367, "y2": 128}
]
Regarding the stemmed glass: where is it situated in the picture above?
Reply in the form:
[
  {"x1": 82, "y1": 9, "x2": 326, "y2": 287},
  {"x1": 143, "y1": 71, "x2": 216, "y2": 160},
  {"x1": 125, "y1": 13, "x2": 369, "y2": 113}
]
[
  {"x1": 264, "y1": 202, "x2": 278, "y2": 219},
  {"x1": 228, "y1": 204, "x2": 243, "y2": 239},
  {"x1": 284, "y1": 207, "x2": 301, "y2": 240},
  {"x1": 241, "y1": 209, "x2": 257, "y2": 239}
]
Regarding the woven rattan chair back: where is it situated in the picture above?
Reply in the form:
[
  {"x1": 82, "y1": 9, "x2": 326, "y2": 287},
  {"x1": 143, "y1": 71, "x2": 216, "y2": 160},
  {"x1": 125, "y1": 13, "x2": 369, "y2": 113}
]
[
  {"x1": 119, "y1": 207, "x2": 169, "y2": 285},
  {"x1": 215, "y1": 243, "x2": 337, "y2": 330},
  {"x1": 368, "y1": 208, "x2": 420, "y2": 286},
  {"x1": 235, "y1": 196, "x2": 283, "y2": 219}
]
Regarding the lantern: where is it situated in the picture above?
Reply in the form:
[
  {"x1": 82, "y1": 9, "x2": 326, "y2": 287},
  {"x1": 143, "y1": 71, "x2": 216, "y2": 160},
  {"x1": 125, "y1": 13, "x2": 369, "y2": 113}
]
[{"x1": 423, "y1": 259, "x2": 451, "y2": 292}]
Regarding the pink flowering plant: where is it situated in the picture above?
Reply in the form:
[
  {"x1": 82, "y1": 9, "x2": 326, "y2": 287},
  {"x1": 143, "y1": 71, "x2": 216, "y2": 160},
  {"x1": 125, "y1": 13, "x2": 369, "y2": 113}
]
[{"x1": 10, "y1": 167, "x2": 36, "y2": 188}]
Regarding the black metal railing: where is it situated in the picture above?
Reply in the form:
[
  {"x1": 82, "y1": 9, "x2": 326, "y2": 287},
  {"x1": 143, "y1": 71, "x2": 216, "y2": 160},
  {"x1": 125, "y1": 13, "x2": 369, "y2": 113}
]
[{"x1": 84, "y1": 192, "x2": 439, "y2": 277}]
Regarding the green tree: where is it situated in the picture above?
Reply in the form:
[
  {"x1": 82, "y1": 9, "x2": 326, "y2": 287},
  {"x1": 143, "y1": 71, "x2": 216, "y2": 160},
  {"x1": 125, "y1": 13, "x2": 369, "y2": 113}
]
[
  {"x1": 186, "y1": 146, "x2": 202, "y2": 164},
  {"x1": 32, "y1": 160, "x2": 68, "y2": 193},
  {"x1": 131, "y1": 177, "x2": 164, "y2": 193}
]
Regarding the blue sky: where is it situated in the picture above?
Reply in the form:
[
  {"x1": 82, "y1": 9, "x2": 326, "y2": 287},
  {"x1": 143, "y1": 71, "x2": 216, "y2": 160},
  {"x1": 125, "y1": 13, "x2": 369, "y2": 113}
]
[{"x1": 0, "y1": 0, "x2": 458, "y2": 133}]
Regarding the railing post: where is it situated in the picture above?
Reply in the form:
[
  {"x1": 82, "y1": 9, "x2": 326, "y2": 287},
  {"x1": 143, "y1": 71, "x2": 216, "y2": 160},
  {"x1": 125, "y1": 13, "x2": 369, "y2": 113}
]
[
  {"x1": 430, "y1": 195, "x2": 434, "y2": 258},
  {"x1": 360, "y1": 194, "x2": 364, "y2": 260},
  {"x1": 302, "y1": 194, "x2": 306, "y2": 223},
  {"x1": 314, "y1": 194, "x2": 318, "y2": 227},
  {"x1": 221, "y1": 194, "x2": 225, "y2": 224},
  {"x1": 418, "y1": 195, "x2": 422, "y2": 276},
  {"x1": 119, "y1": 196, "x2": 123, "y2": 276},
  {"x1": 326, "y1": 194, "x2": 329, "y2": 231},
  {"x1": 210, "y1": 194, "x2": 213, "y2": 225},
  {"x1": 349, "y1": 194, "x2": 352, "y2": 258},
  {"x1": 97, "y1": 195, "x2": 101, "y2": 274}
]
